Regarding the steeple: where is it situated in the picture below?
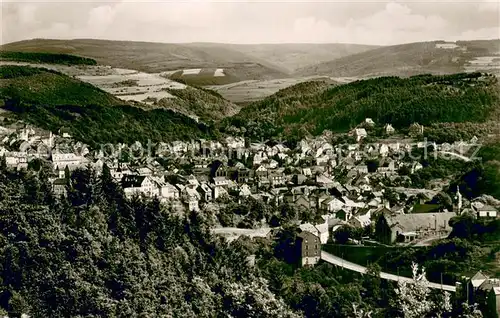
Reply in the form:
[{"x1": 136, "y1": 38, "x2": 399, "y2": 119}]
[{"x1": 455, "y1": 186, "x2": 462, "y2": 214}]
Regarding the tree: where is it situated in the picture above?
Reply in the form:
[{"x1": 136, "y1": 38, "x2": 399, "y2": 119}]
[
  {"x1": 395, "y1": 262, "x2": 432, "y2": 318},
  {"x1": 362, "y1": 263, "x2": 382, "y2": 303},
  {"x1": 458, "y1": 303, "x2": 483, "y2": 318},
  {"x1": 0, "y1": 155, "x2": 6, "y2": 172}
]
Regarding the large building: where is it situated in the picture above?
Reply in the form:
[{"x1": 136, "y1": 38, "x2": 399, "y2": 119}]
[
  {"x1": 296, "y1": 230, "x2": 321, "y2": 266},
  {"x1": 374, "y1": 212, "x2": 456, "y2": 244}
]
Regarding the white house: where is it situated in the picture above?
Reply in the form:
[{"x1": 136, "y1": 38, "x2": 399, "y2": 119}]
[
  {"x1": 213, "y1": 176, "x2": 229, "y2": 187},
  {"x1": 181, "y1": 185, "x2": 201, "y2": 211},
  {"x1": 475, "y1": 205, "x2": 498, "y2": 218},
  {"x1": 354, "y1": 128, "x2": 367, "y2": 142},
  {"x1": 321, "y1": 197, "x2": 344, "y2": 213},
  {"x1": 385, "y1": 124, "x2": 395, "y2": 135},
  {"x1": 364, "y1": 118, "x2": 375, "y2": 126},
  {"x1": 5, "y1": 151, "x2": 28, "y2": 169},
  {"x1": 315, "y1": 221, "x2": 330, "y2": 244},
  {"x1": 121, "y1": 175, "x2": 155, "y2": 198},
  {"x1": 154, "y1": 179, "x2": 179, "y2": 199},
  {"x1": 52, "y1": 152, "x2": 86, "y2": 171}
]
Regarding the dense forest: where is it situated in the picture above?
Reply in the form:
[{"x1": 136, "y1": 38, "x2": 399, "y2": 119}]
[
  {"x1": 0, "y1": 65, "x2": 215, "y2": 146},
  {"x1": 0, "y1": 51, "x2": 97, "y2": 65},
  {"x1": 0, "y1": 164, "x2": 483, "y2": 317},
  {"x1": 222, "y1": 73, "x2": 500, "y2": 140},
  {"x1": 159, "y1": 86, "x2": 240, "y2": 122},
  {"x1": 0, "y1": 65, "x2": 120, "y2": 106},
  {"x1": 0, "y1": 164, "x2": 300, "y2": 317}
]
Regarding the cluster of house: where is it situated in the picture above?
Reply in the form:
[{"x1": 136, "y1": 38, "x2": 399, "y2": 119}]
[
  {"x1": 459, "y1": 271, "x2": 500, "y2": 317},
  {"x1": 1, "y1": 123, "x2": 498, "y2": 243}
]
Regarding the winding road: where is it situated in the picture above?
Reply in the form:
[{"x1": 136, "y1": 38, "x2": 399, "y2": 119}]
[
  {"x1": 320, "y1": 251, "x2": 456, "y2": 292},
  {"x1": 437, "y1": 151, "x2": 472, "y2": 162}
]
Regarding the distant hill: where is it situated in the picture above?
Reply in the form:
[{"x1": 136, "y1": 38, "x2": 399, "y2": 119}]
[
  {"x1": 296, "y1": 40, "x2": 500, "y2": 78},
  {"x1": 222, "y1": 72, "x2": 500, "y2": 140},
  {"x1": 227, "y1": 43, "x2": 379, "y2": 73},
  {"x1": 1, "y1": 39, "x2": 289, "y2": 82},
  {"x1": 0, "y1": 51, "x2": 97, "y2": 66},
  {"x1": 1, "y1": 39, "x2": 379, "y2": 83},
  {"x1": 0, "y1": 65, "x2": 214, "y2": 146}
]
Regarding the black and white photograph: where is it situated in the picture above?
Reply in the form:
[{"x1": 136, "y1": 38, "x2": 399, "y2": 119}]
[{"x1": 0, "y1": 0, "x2": 500, "y2": 317}]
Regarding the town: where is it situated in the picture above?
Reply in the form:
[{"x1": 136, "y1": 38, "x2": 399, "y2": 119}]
[
  {"x1": 1, "y1": 117, "x2": 499, "y2": 316},
  {"x1": 1, "y1": 118, "x2": 495, "y2": 240}
]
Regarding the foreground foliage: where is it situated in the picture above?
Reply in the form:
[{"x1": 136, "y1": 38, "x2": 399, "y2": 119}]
[{"x1": 0, "y1": 165, "x2": 299, "y2": 317}]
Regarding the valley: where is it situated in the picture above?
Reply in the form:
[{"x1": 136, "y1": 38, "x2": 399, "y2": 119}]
[{"x1": 1, "y1": 37, "x2": 500, "y2": 318}]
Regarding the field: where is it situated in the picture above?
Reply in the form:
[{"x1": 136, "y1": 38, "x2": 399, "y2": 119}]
[
  {"x1": 0, "y1": 39, "x2": 289, "y2": 83},
  {"x1": 167, "y1": 68, "x2": 239, "y2": 86},
  {"x1": 207, "y1": 76, "x2": 354, "y2": 104}
]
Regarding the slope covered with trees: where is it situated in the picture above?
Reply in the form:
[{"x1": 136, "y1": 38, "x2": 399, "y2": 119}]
[
  {"x1": 296, "y1": 40, "x2": 500, "y2": 78},
  {"x1": 0, "y1": 164, "x2": 300, "y2": 317},
  {"x1": 0, "y1": 65, "x2": 215, "y2": 146},
  {"x1": 0, "y1": 51, "x2": 97, "y2": 65},
  {"x1": 0, "y1": 164, "x2": 481, "y2": 317},
  {"x1": 159, "y1": 86, "x2": 240, "y2": 122},
  {"x1": 222, "y1": 73, "x2": 500, "y2": 140}
]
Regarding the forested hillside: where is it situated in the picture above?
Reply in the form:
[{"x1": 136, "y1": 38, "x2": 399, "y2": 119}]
[
  {"x1": 0, "y1": 165, "x2": 481, "y2": 317},
  {"x1": 0, "y1": 51, "x2": 97, "y2": 65},
  {"x1": 0, "y1": 164, "x2": 300, "y2": 317},
  {"x1": 222, "y1": 72, "x2": 500, "y2": 140},
  {"x1": 297, "y1": 40, "x2": 500, "y2": 77},
  {"x1": 0, "y1": 65, "x2": 215, "y2": 146},
  {"x1": 159, "y1": 86, "x2": 240, "y2": 122}
]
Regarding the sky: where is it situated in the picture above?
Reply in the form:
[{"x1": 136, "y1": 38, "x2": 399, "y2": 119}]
[{"x1": 1, "y1": 0, "x2": 499, "y2": 46}]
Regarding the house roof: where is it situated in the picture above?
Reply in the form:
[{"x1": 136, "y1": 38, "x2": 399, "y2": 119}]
[
  {"x1": 477, "y1": 205, "x2": 497, "y2": 212},
  {"x1": 478, "y1": 278, "x2": 500, "y2": 291},
  {"x1": 470, "y1": 271, "x2": 489, "y2": 288},
  {"x1": 52, "y1": 178, "x2": 66, "y2": 186},
  {"x1": 121, "y1": 175, "x2": 147, "y2": 188},
  {"x1": 385, "y1": 212, "x2": 456, "y2": 233},
  {"x1": 299, "y1": 223, "x2": 319, "y2": 235}
]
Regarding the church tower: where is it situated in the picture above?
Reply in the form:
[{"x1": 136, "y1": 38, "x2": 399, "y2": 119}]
[{"x1": 455, "y1": 186, "x2": 462, "y2": 214}]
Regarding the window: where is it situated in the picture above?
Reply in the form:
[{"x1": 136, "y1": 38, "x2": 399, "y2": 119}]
[
  {"x1": 305, "y1": 251, "x2": 308, "y2": 256},
  {"x1": 306, "y1": 245, "x2": 308, "y2": 250}
]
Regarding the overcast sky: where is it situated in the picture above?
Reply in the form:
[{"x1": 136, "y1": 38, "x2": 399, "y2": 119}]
[{"x1": 1, "y1": 0, "x2": 499, "y2": 45}]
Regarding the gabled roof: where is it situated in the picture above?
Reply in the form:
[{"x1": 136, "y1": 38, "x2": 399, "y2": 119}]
[
  {"x1": 478, "y1": 278, "x2": 500, "y2": 291},
  {"x1": 121, "y1": 175, "x2": 147, "y2": 188},
  {"x1": 385, "y1": 212, "x2": 456, "y2": 233},
  {"x1": 52, "y1": 178, "x2": 66, "y2": 186},
  {"x1": 470, "y1": 271, "x2": 489, "y2": 288},
  {"x1": 299, "y1": 223, "x2": 319, "y2": 234}
]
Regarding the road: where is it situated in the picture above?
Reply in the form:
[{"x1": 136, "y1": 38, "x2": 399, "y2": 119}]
[
  {"x1": 320, "y1": 251, "x2": 456, "y2": 292},
  {"x1": 438, "y1": 151, "x2": 472, "y2": 162}
]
